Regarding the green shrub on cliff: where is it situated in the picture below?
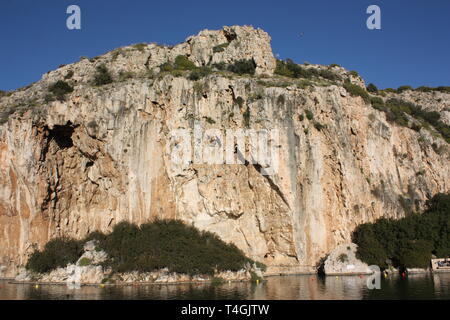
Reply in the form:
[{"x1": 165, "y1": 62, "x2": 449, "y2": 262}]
[
  {"x1": 379, "y1": 98, "x2": 450, "y2": 143},
  {"x1": 26, "y1": 238, "x2": 83, "y2": 273},
  {"x1": 274, "y1": 59, "x2": 341, "y2": 81},
  {"x1": 174, "y1": 55, "x2": 196, "y2": 71},
  {"x1": 93, "y1": 64, "x2": 113, "y2": 86},
  {"x1": 343, "y1": 81, "x2": 370, "y2": 103},
  {"x1": 48, "y1": 80, "x2": 73, "y2": 101},
  {"x1": 352, "y1": 193, "x2": 450, "y2": 269},
  {"x1": 367, "y1": 83, "x2": 378, "y2": 93},
  {"x1": 227, "y1": 59, "x2": 256, "y2": 75}
]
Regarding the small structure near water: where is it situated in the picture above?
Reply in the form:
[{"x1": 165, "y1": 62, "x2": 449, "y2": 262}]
[{"x1": 431, "y1": 259, "x2": 450, "y2": 272}]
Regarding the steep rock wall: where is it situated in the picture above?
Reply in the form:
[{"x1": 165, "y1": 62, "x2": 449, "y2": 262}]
[{"x1": 0, "y1": 26, "x2": 449, "y2": 277}]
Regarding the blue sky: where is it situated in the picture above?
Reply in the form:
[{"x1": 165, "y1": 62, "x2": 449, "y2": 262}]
[{"x1": 1, "y1": 0, "x2": 449, "y2": 91}]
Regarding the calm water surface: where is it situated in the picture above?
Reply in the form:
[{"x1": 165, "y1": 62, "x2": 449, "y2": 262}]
[{"x1": 1, "y1": 273, "x2": 449, "y2": 300}]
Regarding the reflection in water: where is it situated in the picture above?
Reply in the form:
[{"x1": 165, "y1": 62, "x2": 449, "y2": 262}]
[{"x1": 1, "y1": 273, "x2": 449, "y2": 300}]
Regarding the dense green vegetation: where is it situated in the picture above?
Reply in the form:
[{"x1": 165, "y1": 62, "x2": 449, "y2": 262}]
[
  {"x1": 227, "y1": 59, "x2": 256, "y2": 75},
  {"x1": 174, "y1": 55, "x2": 197, "y2": 71},
  {"x1": 370, "y1": 97, "x2": 450, "y2": 143},
  {"x1": 26, "y1": 238, "x2": 83, "y2": 273},
  {"x1": 26, "y1": 220, "x2": 261, "y2": 276},
  {"x1": 274, "y1": 59, "x2": 340, "y2": 81},
  {"x1": 93, "y1": 64, "x2": 113, "y2": 86},
  {"x1": 159, "y1": 55, "x2": 212, "y2": 80},
  {"x1": 352, "y1": 193, "x2": 450, "y2": 270},
  {"x1": 159, "y1": 56, "x2": 256, "y2": 78},
  {"x1": 48, "y1": 80, "x2": 74, "y2": 101},
  {"x1": 343, "y1": 81, "x2": 370, "y2": 103}
]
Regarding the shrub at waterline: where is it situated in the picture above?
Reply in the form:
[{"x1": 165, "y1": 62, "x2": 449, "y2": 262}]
[
  {"x1": 26, "y1": 219, "x2": 262, "y2": 276},
  {"x1": 352, "y1": 193, "x2": 450, "y2": 270},
  {"x1": 26, "y1": 238, "x2": 83, "y2": 273}
]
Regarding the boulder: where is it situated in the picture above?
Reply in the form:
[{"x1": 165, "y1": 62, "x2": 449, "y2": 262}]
[
  {"x1": 14, "y1": 268, "x2": 32, "y2": 281},
  {"x1": 324, "y1": 243, "x2": 372, "y2": 275}
]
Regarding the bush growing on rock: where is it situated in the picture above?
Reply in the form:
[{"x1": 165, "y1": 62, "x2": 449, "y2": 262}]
[
  {"x1": 367, "y1": 83, "x2": 378, "y2": 93},
  {"x1": 343, "y1": 81, "x2": 370, "y2": 103},
  {"x1": 274, "y1": 59, "x2": 340, "y2": 81},
  {"x1": 26, "y1": 238, "x2": 83, "y2": 273},
  {"x1": 174, "y1": 55, "x2": 196, "y2": 71},
  {"x1": 377, "y1": 98, "x2": 450, "y2": 143},
  {"x1": 227, "y1": 59, "x2": 256, "y2": 75},
  {"x1": 96, "y1": 220, "x2": 257, "y2": 275},
  {"x1": 352, "y1": 193, "x2": 450, "y2": 270},
  {"x1": 25, "y1": 219, "x2": 262, "y2": 276},
  {"x1": 48, "y1": 80, "x2": 74, "y2": 101},
  {"x1": 78, "y1": 257, "x2": 92, "y2": 266},
  {"x1": 93, "y1": 64, "x2": 113, "y2": 86}
]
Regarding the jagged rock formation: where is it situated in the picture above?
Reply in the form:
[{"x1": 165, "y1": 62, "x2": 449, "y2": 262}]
[{"x1": 0, "y1": 25, "x2": 449, "y2": 277}]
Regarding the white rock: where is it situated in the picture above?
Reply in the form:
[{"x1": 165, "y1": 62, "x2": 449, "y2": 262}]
[
  {"x1": 324, "y1": 243, "x2": 372, "y2": 275},
  {"x1": 14, "y1": 268, "x2": 32, "y2": 281}
]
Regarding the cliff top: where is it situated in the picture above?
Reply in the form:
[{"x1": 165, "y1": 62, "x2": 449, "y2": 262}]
[{"x1": 0, "y1": 25, "x2": 449, "y2": 130}]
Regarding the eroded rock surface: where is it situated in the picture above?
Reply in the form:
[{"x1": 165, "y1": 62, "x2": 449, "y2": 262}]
[{"x1": 1, "y1": 26, "x2": 449, "y2": 277}]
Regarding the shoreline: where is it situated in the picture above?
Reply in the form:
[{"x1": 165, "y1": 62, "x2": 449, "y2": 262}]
[
  {"x1": 0, "y1": 272, "x2": 370, "y2": 287},
  {"x1": 4, "y1": 269, "x2": 448, "y2": 286}
]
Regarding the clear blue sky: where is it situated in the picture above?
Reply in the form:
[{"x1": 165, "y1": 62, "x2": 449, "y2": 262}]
[{"x1": 1, "y1": 0, "x2": 449, "y2": 91}]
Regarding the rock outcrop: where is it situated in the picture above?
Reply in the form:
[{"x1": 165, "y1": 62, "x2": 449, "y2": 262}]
[
  {"x1": 0, "y1": 25, "x2": 449, "y2": 278},
  {"x1": 324, "y1": 243, "x2": 372, "y2": 275}
]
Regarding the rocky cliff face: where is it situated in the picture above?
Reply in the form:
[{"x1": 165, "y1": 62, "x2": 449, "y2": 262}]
[{"x1": 0, "y1": 26, "x2": 449, "y2": 277}]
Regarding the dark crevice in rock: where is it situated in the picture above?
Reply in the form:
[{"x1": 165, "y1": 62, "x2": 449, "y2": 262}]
[
  {"x1": 144, "y1": 52, "x2": 152, "y2": 70},
  {"x1": 46, "y1": 122, "x2": 76, "y2": 149},
  {"x1": 223, "y1": 28, "x2": 237, "y2": 42},
  {"x1": 40, "y1": 122, "x2": 77, "y2": 161},
  {"x1": 253, "y1": 163, "x2": 291, "y2": 210}
]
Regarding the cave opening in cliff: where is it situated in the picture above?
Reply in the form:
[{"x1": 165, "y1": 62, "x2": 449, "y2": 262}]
[{"x1": 46, "y1": 122, "x2": 76, "y2": 149}]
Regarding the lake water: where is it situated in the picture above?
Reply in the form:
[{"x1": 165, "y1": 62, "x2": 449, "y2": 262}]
[{"x1": 1, "y1": 273, "x2": 449, "y2": 300}]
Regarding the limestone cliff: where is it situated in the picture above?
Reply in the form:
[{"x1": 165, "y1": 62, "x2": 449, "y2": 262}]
[{"x1": 0, "y1": 26, "x2": 449, "y2": 277}]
